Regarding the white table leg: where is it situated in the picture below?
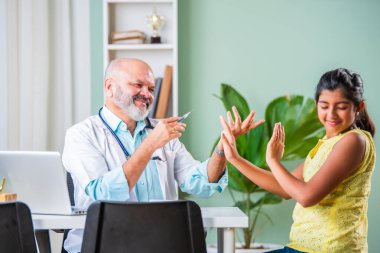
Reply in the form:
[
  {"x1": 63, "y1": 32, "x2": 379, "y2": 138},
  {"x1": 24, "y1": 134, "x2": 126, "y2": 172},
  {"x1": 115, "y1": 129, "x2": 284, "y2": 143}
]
[{"x1": 217, "y1": 227, "x2": 235, "y2": 253}]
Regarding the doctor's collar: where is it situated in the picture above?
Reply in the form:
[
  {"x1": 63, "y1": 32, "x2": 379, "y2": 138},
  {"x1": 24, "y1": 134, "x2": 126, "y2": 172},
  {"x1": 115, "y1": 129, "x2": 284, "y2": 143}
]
[
  {"x1": 144, "y1": 117, "x2": 154, "y2": 129},
  {"x1": 98, "y1": 106, "x2": 154, "y2": 131}
]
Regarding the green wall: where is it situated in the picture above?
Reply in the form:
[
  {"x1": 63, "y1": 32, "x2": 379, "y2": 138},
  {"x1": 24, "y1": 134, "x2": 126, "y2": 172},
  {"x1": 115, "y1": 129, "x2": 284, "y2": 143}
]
[
  {"x1": 91, "y1": 0, "x2": 380, "y2": 250},
  {"x1": 90, "y1": 0, "x2": 103, "y2": 113}
]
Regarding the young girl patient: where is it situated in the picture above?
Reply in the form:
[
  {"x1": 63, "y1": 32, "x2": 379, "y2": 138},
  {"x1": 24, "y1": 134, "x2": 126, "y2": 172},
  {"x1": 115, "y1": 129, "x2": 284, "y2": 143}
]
[{"x1": 220, "y1": 68, "x2": 376, "y2": 253}]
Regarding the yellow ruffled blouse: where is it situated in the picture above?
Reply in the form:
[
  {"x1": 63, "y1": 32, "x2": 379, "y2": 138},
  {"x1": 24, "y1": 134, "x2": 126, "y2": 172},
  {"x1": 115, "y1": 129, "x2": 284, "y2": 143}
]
[{"x1": 288, "y1": 129, "x2": 376, "y2": 253}]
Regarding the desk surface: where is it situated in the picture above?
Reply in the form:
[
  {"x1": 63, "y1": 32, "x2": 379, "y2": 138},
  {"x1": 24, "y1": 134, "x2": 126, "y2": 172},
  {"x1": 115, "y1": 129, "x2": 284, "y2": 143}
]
[{"x1": 32, "y1": 207, "x2": 248, "y2": 230}]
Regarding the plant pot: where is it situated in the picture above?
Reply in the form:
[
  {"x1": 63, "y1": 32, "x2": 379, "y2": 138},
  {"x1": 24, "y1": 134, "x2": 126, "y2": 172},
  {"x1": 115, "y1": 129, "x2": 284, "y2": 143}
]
[{"x1": 207, "y1": 243, "x2": 283, "y2": 253}]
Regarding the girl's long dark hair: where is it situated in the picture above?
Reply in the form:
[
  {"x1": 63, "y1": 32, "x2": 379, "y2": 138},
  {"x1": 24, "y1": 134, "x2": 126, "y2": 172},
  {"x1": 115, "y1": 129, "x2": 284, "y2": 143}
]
[{"x1": 315, "y1": 68, "x2": 375, "y2": 137}]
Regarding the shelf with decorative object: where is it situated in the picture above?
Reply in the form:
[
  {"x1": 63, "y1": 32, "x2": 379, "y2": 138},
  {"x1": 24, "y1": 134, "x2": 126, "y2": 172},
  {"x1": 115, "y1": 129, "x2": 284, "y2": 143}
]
[
  {"x1": 107, "y1": 44, "x2": 174, "y2": 50},
  {"x1": 103, "y1": 0, "x2": 178, "y2": 117}
]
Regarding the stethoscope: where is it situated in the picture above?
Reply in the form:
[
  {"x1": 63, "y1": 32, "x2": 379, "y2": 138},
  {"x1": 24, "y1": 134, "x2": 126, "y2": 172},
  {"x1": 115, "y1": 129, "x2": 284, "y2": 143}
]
[{"x1": 98, "y1": 107, "x2": 163, "y2": 161}]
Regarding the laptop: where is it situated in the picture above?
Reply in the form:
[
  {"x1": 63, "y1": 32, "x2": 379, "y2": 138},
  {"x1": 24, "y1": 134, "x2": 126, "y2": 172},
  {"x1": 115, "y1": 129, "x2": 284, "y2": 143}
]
[{"x1": 0, "y1": 151, "x2": 86, "y2": 215}]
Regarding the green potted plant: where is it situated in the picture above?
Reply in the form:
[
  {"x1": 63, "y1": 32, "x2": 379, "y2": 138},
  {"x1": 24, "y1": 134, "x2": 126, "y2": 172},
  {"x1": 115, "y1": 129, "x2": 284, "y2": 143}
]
[{"x1": 213, "y1": 84, "x2": 324, "y2": 250}]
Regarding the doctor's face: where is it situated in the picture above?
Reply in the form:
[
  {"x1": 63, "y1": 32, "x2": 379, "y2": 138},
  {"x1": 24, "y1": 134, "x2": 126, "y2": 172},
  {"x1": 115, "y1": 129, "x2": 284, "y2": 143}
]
[{"x1": 113, "y1": 64, "x2": 155, "y2": 121}]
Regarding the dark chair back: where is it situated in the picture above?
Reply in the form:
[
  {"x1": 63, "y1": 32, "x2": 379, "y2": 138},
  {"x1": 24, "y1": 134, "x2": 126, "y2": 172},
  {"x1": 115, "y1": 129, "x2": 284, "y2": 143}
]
[
  {"x1": 81, "y1": 200, "x2": 207, "y2": 253},
  {"x1": 61, "y1": 172, "x2": 75, "y2": 253},
  {"x1": 0, "y1": 201, "x2": 38, "y2": 253},
  {"x1": 66, "y1": 172, "x2": 75, "y2": 206}
]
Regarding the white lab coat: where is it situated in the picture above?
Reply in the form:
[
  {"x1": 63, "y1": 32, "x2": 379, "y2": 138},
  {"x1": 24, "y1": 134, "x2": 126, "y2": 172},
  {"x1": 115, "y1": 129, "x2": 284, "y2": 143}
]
[{"x1": 62, "y1": 115, "x2": 214, "y2": 252}]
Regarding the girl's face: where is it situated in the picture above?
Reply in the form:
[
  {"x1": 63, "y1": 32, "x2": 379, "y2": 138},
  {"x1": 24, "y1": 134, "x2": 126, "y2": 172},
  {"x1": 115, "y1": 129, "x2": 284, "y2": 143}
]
[{"x1": 317, "y1": 88, "x2": 358, "y2": 138}]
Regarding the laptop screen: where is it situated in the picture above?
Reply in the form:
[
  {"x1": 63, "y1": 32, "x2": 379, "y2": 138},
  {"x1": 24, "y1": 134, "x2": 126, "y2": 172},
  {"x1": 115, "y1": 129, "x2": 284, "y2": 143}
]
[{"x1": 0, "y1": 151, "x2": 74, "y2": 215}]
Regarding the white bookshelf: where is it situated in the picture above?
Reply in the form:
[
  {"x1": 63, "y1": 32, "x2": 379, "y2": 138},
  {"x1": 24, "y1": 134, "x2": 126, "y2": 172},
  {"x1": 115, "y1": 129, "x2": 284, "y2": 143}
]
[
  {"x1": 103, "y1": 0, "x2": 178, "y2": 117},
  {"x1": 107, "y1": 44, "x2": 174, "y2": 50}
]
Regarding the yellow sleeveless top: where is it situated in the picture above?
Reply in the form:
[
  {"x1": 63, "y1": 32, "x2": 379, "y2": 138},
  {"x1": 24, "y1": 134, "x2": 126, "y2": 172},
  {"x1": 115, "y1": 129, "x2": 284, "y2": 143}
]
[{"x1": 288, "y1": 129, "x2": 376, "y2": 253}]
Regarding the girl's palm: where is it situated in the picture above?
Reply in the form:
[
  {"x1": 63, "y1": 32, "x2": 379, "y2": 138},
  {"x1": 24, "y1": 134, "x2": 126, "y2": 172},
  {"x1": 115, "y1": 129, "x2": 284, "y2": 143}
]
[{"x1": 266, "y1": 123, "x2": 285, "y2": 163}]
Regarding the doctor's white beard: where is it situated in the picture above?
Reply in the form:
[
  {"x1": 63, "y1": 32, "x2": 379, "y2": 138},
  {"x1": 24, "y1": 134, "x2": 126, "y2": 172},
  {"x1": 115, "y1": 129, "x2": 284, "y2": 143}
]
[{"x1": 114, "y1": 86, "x2": 152, "y2": 121}]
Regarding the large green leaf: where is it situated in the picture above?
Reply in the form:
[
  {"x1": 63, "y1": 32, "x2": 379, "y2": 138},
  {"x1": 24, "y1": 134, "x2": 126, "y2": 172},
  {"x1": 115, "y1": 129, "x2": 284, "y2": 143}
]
[
  {"x1": 220, "y1": 83, "x2": 250, "y2": 119},
  {"x1": 235, "y1": 193, "x2": 282, "y2": 213},
  {"x1": 265, "y1": 96, "x2": 289, "y2": 134},
  {"x1": 258, "y1": 192, "x2": 282, "y2": 205},
  {"x1": 228, "y1": 163, "x2": 258, "y2": 193},
  {"x1": 235, "y1": 200, "x2": 256, "y2": 213},
  {"x1": 264, "y1": 95, "x2": 324, "y2": 161},
  {"x1": 246, "y1": 124, "x2": 268, "y2": 168}
]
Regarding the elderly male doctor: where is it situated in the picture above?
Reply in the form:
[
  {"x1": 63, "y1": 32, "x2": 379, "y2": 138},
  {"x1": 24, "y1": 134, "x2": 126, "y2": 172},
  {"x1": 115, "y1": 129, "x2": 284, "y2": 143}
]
[{"x1": 62, "y1": 58, "x2": 262, "y2": 252}]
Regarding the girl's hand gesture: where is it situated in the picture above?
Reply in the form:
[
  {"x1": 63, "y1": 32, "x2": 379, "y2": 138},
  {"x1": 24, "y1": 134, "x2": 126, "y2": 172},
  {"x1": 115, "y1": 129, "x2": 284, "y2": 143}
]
[
  {"x1": 227, "y1": 106, "x2": 265, "y2": 137},
  {"x1": 266, "y1": 123, "x2": 285, "y2": 166},
  {"x1": 219, "y1": 115, "x2": 240, "y2": 163}
]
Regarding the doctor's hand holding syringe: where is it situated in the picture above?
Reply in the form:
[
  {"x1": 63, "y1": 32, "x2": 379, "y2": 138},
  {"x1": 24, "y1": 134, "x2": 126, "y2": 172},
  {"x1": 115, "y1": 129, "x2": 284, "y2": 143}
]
[{"x1": 145, "y1": 112, "x2": 190, "y2": 149}]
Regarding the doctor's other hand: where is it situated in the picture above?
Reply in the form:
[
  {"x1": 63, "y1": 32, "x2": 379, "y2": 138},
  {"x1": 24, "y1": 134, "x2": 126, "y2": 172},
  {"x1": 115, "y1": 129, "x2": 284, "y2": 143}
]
[
  {"x1": 266, "y1": 122, "x2": 285, "y2": 167},
  {"x1": 147, "y1": 117, "x2": 186, "y2": 149},
  {"x1": 219, "y1": 116, "x2": 241, "y2": 163},
  {"x1": 227, "y1": 106, "x2": 265, "y2": 138}
]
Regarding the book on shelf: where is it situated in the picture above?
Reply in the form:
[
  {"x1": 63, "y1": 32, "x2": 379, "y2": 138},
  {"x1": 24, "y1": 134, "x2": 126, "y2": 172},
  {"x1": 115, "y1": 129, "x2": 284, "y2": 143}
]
[
  {"x1": 110, "y1": 30, "x2": 146, "y2": 44},
  {"x1": 148, "y1": 77, "x2": 163, "y2": 118},
  {"x1": 155, "y1": 65, "x2": 173, "y2": 118}
]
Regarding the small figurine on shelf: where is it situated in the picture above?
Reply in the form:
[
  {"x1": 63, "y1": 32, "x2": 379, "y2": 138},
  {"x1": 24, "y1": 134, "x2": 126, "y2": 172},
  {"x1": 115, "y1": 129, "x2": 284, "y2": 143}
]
[
  {"x1": 146, "y1": 6, "x2": 165, "y2": 44},
  {"x1": 0, "y1": 177, "x2": 17, "y2": 202}
]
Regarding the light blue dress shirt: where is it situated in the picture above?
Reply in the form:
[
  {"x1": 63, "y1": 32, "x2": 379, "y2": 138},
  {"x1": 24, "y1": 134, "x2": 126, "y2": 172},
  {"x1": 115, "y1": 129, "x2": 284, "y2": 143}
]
[{"x1": 85, "y1": 106, "x2": 227, "y2": 201}]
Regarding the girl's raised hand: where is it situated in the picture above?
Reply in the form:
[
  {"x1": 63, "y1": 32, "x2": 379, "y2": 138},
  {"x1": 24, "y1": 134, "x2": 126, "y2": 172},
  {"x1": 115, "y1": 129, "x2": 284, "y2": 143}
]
[
  {"x1": 227, "y1": 106, "x2": 265, "y2": 138},
  {"x1": 266, "y1": 123, "x2": 285, "y2": 166},
  {"x1": 219, "y1": 115, "x2": 240, "y2": 162}
]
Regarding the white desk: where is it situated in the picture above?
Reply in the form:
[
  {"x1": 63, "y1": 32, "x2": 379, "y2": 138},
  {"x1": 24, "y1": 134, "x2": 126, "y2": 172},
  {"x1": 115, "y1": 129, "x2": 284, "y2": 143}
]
[{"x1": 33, "y1": 207, "x2": 248, "y2": 253}]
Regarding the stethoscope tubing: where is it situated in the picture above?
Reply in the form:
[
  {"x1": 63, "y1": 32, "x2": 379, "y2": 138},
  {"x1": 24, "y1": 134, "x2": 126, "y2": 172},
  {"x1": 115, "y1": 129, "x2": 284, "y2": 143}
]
[{"x1": 98, "y1": 107, "x2": 161, "y2": 161}]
